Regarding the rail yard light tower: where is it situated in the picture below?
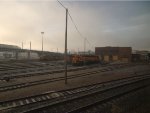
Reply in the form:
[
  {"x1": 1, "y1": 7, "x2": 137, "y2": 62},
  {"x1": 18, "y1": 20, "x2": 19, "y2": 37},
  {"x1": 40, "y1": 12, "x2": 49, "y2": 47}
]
[{"x1": 41, "y1": 32, "x2": 44, "y2": 55}]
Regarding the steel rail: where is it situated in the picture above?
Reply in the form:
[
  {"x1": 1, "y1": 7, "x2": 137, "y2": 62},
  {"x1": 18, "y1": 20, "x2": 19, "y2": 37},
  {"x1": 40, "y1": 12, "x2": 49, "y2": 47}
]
[
  {"x1": 0, "y1": 63, "x2": 132, "y2": 80},
  {"x1": 0, "y1": 73, "x2": 150, "y2": 113},
  {"x1": 0, "y1": 64, "x2": 99, "y2": 80},
  {"x1": 24, "y1": 75, "x2": 150, "y2": 113},
  {"x1": 0, "y1": 64, "x2": 141, "y2": 92}
]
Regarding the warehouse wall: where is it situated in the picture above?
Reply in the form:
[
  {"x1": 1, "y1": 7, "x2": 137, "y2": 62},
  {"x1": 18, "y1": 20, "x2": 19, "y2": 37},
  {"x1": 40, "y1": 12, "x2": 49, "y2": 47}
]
[{"x1": 95, "y1": 47, "x2": 132, "y2": 62}]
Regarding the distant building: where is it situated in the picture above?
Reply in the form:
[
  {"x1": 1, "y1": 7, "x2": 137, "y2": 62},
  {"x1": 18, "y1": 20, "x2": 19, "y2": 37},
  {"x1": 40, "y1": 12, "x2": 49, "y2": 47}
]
[
  {"x1": 18, "y1": 52, "x2": 39, "y2": 60},
  {"x1": 0, "y1": 44, "x2": 21, "y2": 50},
  {"x1": 0, "y1": 51, "x2": 16, "y2": 59},
  {"x1": 132, "y1": 50, "x2": 150, "y2": 62},
  {"x1": 95, "y1": 47, "x2": 132, "y2": 62},
  {"x1": 78, "y1": 50, "x2": 95, "y2": 55},
  {"x1": 0, "y1": 44, "x2": 21, "y2": 60},
  {"x1": 0, "y1": 44, "x2": 63, "y2": 61},
  {"x1": 69, "y1": 50, "x2": 95, "y2": 55}
]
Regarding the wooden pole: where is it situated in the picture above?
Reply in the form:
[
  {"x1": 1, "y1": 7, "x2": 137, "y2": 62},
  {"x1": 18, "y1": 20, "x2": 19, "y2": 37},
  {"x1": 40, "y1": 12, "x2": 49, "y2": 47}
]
[{"x1": 65, "y1": 8, "x2": 68, "y2": 84}]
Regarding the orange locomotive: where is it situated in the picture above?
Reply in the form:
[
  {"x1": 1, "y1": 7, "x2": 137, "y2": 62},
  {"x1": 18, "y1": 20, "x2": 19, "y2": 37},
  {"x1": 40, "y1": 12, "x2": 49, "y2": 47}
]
[{"x1": 71, "y1": 55, "x2": 100, "y2": 66}]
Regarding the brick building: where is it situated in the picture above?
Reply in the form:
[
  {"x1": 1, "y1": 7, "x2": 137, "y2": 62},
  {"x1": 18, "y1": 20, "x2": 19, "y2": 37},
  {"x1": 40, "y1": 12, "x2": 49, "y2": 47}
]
[
  {"x1": 132, "y1": 50, "x2": 150, "y2": 62},
  {"x1": 95, "y1": 47, "x2": 132, "y2": 62}
]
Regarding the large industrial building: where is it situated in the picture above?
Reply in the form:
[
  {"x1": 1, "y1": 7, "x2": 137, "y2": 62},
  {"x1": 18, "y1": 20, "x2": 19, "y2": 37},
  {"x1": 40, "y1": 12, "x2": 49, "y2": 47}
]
[
  {"x1": 0, "y1": 44, "x2": 21, "y2": 50},
  {"x1": 0, "y1": 44, "x2": 20, "y2": 60},
  {"x1": 0, "y1": 44, "x2": 63, "y2": 61},
  {"x1": 95, "y1": 47, "x2": 132, "y2": 62},
  {"x1": 0, "y1": 44, "x2": 39, "y2": 60}
]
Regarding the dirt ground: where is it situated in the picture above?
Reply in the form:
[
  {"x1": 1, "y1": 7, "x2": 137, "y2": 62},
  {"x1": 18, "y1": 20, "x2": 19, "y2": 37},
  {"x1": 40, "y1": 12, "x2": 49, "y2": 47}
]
[{"x1": 0, "y1": 64, "x2": 149, "y2": 101}]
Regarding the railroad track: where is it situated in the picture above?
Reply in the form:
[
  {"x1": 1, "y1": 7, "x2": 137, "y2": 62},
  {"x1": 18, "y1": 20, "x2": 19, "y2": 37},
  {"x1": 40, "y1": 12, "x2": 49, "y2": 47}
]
[
  {"x1": 0, "y1": 64, "x2": 94, "y2": 80},
  {"x1": 0, "y1": 61, "x2": 65, "y2": 75},
  {"x1": 0, "y1": 63, "x2": 139, "y2": 92},
  {"x1": 0, "y1": 63, "x2": 133, "y2": 80},
  {"x1": 0, "y1": 61, "x2": 53, "y2": 71},
  {"x1": 0, "y1": 65, "x2": 64, "y2": 79},
  {"x1": 0, "y1": 73, "x2": 150, "y2": 113}
]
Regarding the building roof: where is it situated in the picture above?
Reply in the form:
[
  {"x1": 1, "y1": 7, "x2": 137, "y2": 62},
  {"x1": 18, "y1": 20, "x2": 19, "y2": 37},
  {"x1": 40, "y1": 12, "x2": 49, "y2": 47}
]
[{"x1": 0, "y1": 44, "x2": 21, "y2": 49}]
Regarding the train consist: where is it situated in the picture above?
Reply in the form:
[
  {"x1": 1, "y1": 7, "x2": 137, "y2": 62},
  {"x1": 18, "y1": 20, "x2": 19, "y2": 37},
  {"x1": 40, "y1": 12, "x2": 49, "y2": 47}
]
[
  {"x1": 40, "y1": 54, "x2": 63, "y2": 61},
  {"x1": 68, "y1": 55, "x2": 100, "y2": 66},
  {"x1": 40, "y1": 54, "x2": 100, "y2": 66}
]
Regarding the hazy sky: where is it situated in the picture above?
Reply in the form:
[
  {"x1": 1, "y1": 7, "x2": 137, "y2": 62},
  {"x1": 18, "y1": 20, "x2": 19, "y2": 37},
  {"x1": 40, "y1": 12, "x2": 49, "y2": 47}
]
[{"x1": 0, "y1": 1, "x2": 150, "y2": 52}]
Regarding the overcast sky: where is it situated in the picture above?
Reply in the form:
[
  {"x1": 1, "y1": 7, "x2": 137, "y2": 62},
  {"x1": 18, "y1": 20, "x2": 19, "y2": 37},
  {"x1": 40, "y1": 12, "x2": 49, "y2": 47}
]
[{"x1": 0, "y1": 1, "x2": 150, "y2": 52}]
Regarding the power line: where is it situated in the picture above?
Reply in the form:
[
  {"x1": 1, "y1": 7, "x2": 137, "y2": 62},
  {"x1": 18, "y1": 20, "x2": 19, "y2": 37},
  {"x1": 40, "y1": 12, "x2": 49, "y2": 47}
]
[
  {"x1": 57, "y1": 0, "x2": 66, "y2": 9},
  {"x1": 68, "y1": 11, "x2": 94, "y2": 51},
  {"x1": 57, "y1": 0, "x2": 85, "y2": 39},
  {"x1": 57, "y1": 0, "x2": 94, "y2": 51},
  {"x1": 68, "y1": 12, "x2": 84, "y2": 39}
]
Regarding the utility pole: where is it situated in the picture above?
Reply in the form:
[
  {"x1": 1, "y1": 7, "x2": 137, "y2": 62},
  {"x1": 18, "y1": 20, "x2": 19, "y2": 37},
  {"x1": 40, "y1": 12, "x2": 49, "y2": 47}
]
[
  {"x1": 65, "y1": 8, "x2": 68, "y2": 84},
  {"x1": 30, "y1": 41, "x2": 31, "y2": 50},
  {"x1": 29, "y1": 41, "x2": 31, "y2": 60},
  {"x1": 22, "y1": 42, "x2": 23, "y2": 49},
  {"x1": 41, "y1": 32, "x2": 44, "y2": 55},
  {"x1": 56, "y1": 0, "x2": 68, "y2": 84},
  {"x1": 84, "y1": 38, "x2": 86, "y2": 66},
  {"x1": 84, "y1": 38, "x2": 86, "y2": 54}
]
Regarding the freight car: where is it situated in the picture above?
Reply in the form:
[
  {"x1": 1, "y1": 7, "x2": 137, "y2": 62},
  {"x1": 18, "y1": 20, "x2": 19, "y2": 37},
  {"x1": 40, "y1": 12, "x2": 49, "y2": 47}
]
[
  {"x1": 67, "y1": 55, "x2": 74, "y2": 64},
  {"x1": 71, "y1": 55, "x2": 100, "y2": 66},
  {"x1": 40, "y1": 54, "x2": 63, "y2": 61}
]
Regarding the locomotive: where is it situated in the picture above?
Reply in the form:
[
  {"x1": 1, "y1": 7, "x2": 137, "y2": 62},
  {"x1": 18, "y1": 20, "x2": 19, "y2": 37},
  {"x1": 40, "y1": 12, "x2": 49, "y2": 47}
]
[{"x1": 71, "y1": 55, "x2": 100, "y2": 66}]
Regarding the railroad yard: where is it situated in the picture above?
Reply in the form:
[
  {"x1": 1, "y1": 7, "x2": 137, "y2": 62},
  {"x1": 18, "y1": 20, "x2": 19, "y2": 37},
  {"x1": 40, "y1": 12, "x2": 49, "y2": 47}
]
[
  {"x1": 1, "y1": 0, "x2": 150, "y2": 112},
  {"x1": 0, "y1": 60, "x2": 150, "y2": 113}
]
